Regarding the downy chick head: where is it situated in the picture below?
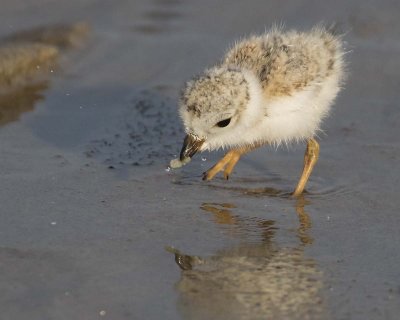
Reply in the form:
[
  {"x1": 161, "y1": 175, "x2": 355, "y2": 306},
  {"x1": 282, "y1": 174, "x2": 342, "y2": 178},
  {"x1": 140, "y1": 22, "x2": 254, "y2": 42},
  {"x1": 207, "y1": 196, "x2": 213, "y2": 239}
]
[{"x1": 179, "y1": 67, "x2": 260, "y2": 160}]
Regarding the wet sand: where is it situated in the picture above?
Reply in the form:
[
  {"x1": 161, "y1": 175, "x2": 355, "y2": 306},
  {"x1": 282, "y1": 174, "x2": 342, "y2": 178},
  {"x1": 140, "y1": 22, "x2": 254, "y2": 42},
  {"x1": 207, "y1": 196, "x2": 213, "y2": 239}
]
[{"x1": 0, "y1": 0, "x2": 400, "y2": 319}]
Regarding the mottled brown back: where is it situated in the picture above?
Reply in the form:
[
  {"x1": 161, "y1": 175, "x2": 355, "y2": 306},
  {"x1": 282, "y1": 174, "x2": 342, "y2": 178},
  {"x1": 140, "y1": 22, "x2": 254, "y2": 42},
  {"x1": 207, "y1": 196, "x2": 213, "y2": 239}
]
[{"x1": 224, "y1": 28, "x2": 343, "y2": 97}]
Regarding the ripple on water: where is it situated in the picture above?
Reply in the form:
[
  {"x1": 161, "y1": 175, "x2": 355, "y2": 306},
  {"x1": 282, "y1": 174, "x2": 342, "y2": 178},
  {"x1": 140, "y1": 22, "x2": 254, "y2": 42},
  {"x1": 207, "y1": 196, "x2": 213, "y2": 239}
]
[
  {"x1": 302, "y1": 176, "x2": 357, "y2": 200},
  {"x1": 171, "y1": 171, "x2": 357, "y2": 200},
  {"x1": 172, "y1": 173, "x2": 293, "y2": 198}
]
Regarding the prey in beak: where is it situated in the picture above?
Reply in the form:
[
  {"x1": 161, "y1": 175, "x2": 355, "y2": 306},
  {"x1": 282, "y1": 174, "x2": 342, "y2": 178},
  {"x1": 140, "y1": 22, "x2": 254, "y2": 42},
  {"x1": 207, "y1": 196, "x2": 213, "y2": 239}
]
[
  {"x1": 179, "y1": 133, "x2": 205, "y2": 161},
  {"x1": 169, "y1": 133, "x2": 205, "y2": 169}
]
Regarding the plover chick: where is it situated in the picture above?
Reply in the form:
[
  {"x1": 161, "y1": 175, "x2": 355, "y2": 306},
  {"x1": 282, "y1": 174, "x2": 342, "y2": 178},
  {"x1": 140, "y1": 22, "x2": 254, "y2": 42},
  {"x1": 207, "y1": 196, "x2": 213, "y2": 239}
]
[{"x1": 175, "y1": 26, "x2": 345, "y2": 196}]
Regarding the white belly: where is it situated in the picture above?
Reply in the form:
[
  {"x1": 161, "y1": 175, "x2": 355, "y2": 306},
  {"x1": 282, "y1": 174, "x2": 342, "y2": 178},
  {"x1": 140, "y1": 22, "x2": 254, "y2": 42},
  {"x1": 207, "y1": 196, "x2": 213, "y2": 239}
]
[{"x1": 253, "y1": 74, "x2": 341, "y2": 145}]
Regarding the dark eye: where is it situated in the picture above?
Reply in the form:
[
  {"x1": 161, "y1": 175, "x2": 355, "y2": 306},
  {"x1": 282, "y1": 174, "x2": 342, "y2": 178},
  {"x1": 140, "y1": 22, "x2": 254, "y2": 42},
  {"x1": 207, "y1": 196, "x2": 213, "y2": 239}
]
[{"x1": 216, "y1": 118, "x2": 231, "y2": 128}]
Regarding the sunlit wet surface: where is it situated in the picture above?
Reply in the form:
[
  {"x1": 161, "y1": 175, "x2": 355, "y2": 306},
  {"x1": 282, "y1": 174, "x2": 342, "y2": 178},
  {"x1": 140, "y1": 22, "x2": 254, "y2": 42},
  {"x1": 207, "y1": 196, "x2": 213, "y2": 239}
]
[{"x1": 0, "y1": 0, "x2": 400, "y2": 319}]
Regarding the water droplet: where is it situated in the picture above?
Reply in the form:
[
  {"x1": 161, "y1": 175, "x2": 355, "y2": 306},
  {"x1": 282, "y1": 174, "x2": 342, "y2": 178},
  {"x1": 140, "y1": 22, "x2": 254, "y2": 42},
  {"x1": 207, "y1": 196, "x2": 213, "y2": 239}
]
[
  {"x1": 99, "y1": 310, "x2": 106, "y2": 316},
  {"x1": 201, "y1": 157, "x2": 207, "y2": 161},
  {"x1": 165, "y1": 166, "x2": 171, "y2": 172},
  {"x1": 50, "y1": 221, "x2": 57, "y2": 225}
]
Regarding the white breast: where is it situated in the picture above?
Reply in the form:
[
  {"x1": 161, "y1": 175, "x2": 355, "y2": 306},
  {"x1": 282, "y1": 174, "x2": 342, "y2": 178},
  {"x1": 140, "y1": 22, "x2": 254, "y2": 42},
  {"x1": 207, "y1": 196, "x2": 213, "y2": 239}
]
[{"x1": 249, "y1": 73, "x2": 341, "y2": 146}]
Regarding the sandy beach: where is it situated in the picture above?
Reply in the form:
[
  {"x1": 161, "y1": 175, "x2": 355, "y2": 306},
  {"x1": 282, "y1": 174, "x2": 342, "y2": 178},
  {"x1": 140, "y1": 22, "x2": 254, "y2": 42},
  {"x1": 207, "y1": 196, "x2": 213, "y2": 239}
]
[{"x1": 0, "y1": 0, "x2": 399, "y2": 319}]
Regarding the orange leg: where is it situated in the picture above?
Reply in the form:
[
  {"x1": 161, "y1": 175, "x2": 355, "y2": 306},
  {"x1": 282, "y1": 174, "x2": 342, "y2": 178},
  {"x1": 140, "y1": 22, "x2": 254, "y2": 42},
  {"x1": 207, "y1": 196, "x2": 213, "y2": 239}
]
[
  {"x1": 202, "y1": 145, "x2": 258, "y2": 181},
  {"x1": 293, "y1": 138, "x2": 320, "y2": 197}
]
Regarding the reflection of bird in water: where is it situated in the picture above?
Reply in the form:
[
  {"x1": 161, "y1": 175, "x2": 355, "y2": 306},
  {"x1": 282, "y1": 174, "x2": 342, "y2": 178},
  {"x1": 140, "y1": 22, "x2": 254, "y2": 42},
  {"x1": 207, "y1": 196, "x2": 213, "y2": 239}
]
[
  {"x1": 176, "y1": 26, "x2": 345, "y2": 196},
  {"x1": 168, "y1": 199, "x2": 326, "y2": 320}
]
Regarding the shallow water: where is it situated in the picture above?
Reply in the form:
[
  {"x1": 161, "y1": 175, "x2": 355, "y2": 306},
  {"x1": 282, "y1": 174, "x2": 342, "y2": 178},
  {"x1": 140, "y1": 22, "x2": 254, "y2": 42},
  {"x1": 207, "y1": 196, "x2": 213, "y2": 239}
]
[{"x1": 0, "y1": 0, "x2": 400, "y2": 319}]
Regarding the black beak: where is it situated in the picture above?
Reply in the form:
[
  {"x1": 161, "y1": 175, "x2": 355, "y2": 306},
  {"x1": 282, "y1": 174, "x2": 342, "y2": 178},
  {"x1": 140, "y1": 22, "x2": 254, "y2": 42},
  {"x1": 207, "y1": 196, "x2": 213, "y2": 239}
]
[{"x1": 179, "y1": 134, "x2": 204, "y2": 161}]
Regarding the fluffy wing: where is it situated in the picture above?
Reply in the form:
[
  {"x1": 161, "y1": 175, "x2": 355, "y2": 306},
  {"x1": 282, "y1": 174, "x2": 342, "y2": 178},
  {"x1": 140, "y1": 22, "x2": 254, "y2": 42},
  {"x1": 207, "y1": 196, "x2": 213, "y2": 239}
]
[{"x1": 223, "y1": 28, "x2": 344, "y2": 97}]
